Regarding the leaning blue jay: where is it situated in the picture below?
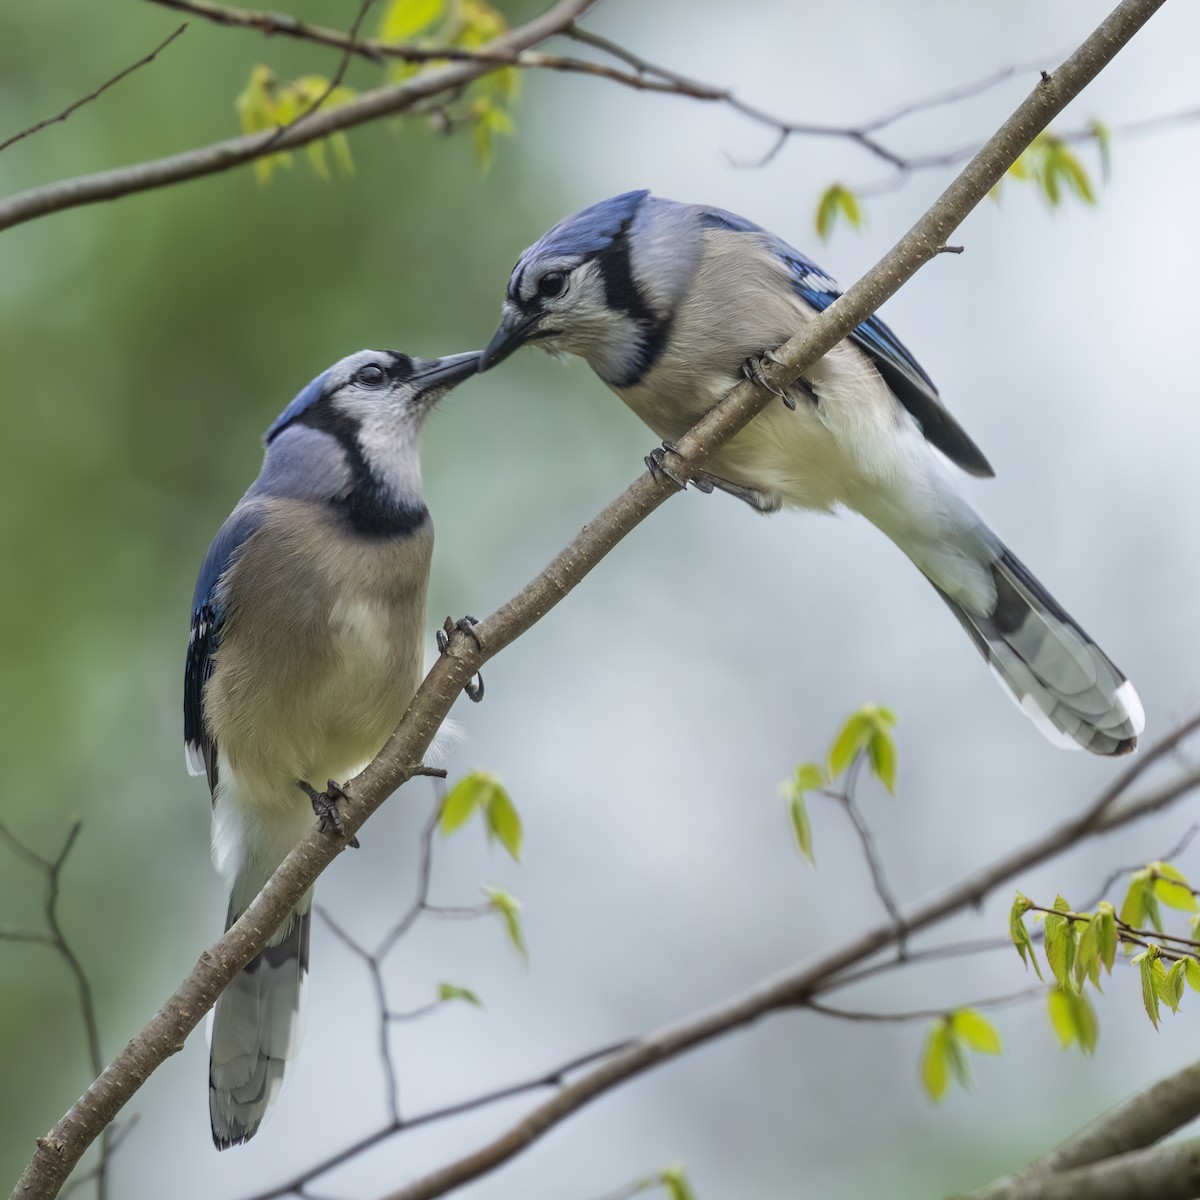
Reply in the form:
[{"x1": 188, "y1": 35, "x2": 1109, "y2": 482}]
[
  {"x1": 185, "y1": 347, "x2": 478, "y2": 1147},
  {"x1": 480, "y1": 190, "x2": 1143, "y2": 755}
]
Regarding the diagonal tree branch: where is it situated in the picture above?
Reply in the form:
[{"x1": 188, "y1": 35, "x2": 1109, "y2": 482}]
[
  {"x1": 0, "y1": 25, "x2": 187, "y2": 155},
  {"x1": 8, "y1": 1, "x2": 1168, "y2": 1197}
]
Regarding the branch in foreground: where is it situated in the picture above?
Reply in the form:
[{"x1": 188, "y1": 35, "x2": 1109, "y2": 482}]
[
  {"x1": 965, "y1": 1057, "x2": 1200, "y2": 1199},
  {"x1": 8, "y1": 1, "x2": 1168, "y2": 1196},
  {"x1": 0, "y1": 0, "x2": 596, "y2": 234},
  {"x1": 962, "y1": 1134, "x2": 1200, "y2": 1200},
  {"x1": 0, "y1": 24, "x2": 187, "y2": 155}
]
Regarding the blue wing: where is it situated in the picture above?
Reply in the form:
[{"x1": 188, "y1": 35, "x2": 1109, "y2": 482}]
[
  {"x1": 698, "y1": 207, "x2": 994, "y2": 478},
  {"x1": 185, "y1": 505, "x2": 263, "y2": 793}
]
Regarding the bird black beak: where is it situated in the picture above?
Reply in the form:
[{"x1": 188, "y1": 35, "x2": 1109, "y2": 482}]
[
  {"x1": 410, "y1": 351, "x2": 481, "y2": 394},
  {"x1": 479, "y1": 310, "x2": 541, "y2": 371}
]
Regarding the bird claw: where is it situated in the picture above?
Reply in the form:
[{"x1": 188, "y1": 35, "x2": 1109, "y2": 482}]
[
  {"x1": 299, "y1": 779, "x2": 360, "y2": 848},
  {"x1": 742, "y1": 351, "x2": 796, "y2": 409},
  {"x1": 645, "y1": 442, "x2": 688, "y2": 491},
  {"x1": 438, "y1": 616, "x2": 485, "y2": 703}
]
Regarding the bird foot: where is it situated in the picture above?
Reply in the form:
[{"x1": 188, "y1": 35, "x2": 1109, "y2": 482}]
[
  {"x1": 437, "y1": 616, "x2": 485, "y2": 703},
  {"x1": 299, "y1": 779, "x2": 360, "y2": 848},
  {"x1": 645, "y1": 442, "x2": 689, "y2": 491},
  {"x1": 741, "y1": 350, "x2": 813, "y2": 411}
]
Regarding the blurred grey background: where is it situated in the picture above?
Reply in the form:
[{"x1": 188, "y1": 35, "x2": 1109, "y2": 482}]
[{"x1": 2, "y1": 1, "x2": 1199, "y2": 1197}]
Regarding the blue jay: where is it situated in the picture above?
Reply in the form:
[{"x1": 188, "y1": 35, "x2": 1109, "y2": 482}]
[
  {"x1": 185, "y1": 347, "x2": 479, "y2": 1147},
  {"x1": 480, "y1": 190, "x2": 1143, "y2": 755}
]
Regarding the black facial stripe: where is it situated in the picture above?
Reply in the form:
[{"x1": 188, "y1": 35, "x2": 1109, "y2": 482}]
[
  {"x1": 293, "y1": 403, "x2": 430, "y2": 539},
  {"x1": 595, "y1": 216, "x2": 671, "y2": 382},
  {"x1": 385, "y1": 351, "x2": 414, "y2": 381}
]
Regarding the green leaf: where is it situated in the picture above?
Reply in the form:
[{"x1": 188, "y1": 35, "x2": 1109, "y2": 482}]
[
  {"x1": 1088, "y1": 118, "x2": 1112, "y2": 182},
  {"x1": 441, "y1": 771, "x2": 521, "y2": 859},
  {"x1": 1050, "y1": 142, "x2": 1097, "y2": 204},
  {"x1": 1120, "y1": 871, "x2": 1148, "y2": 929},
  {"x1": 330, "y1": 131, "x2": 355, "y2": 177},
  {"x1": 788, "y1": 791, "x2": 815, "y2": 864},
  {"x1": 1095, "y1": 905, "x2": 1118, "y2": 974},
  {"x1": 780, "y1": 763, "x2": 823, "y2": 864},
  {"x1": 1142, "y1": 889, "x2": 1165, "y2": 935},
  {"x1": 440, "y1": 772, "x2": 487, "y2": 835},
  {"x1": 458, "y1": 0, "x2": 508, "y2": 46},
  {"x1": 483, "y1": 885, "x2": 527, "y2": 962},
  {"x1": 1010, "y1": 892, "x2": 1043, "y2": 980},
  {"x1": 921, "y1": 1021, "x2": 950, "y2": 1101},
  {"x1": 950, "y1": 1009, "x2": 1001, "y2": 1055},
  {"x1": 437, "y1": 982, "x2": 483, "y2": 1007},
  {"x1": 815, "y1": 184, "x2": 862, "y2": 241},
  {"x1": 868, "y1": 723, "x2": 898, "y2": 794},
  {"x1": 1006, "y1": 151, "x2": 1033, "y2": 181},
  {"x1": 1133, "y1": 945, "x2": 1164, "y2": 1028},
  {"x1": 1047, "y1": 986, "x2": 1098, "y2": 1053},
  {"x1": 828, "y1": 704, "x2": 896, "y2": 780},
  {"x1": 380, "y1": 0, "x2": 445, "y2": 41},
  {"x1": 1044, "y1": 896, "x2": 1077, "y2": 989},
  {"x1": 471, "y1": 99, "x2": 515, "y2": 171},
  {"x1": 661, "y1": 1165, "x2": 697, "y2": 1200},
  {"x1": 484, "y1": 780, "x2": 523, "y2": 862},
  {"x1": 1185, "y1": 957, "x2": 1200, "y2": 993},
  {"x1": 1162, "y1": 961, "x2": 1187, "y2": 1013},
  {"x1": 1152, "y1": 863, "x2": 1198, "y2": 912},
  {"x1": 943, "y1": 1028, "x2": 972, "y2": 1089},
  {"x1": 793, "y1": 762, "x2": 826, "y2": 792}
]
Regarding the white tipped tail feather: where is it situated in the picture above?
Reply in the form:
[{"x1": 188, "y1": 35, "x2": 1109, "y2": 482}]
[
  {"x1": 927, "y1": 543, "x2": 1143, "y2": 755},
  {"x1": 209, "y1": 902, "x2": 309, "y2": 1149}
]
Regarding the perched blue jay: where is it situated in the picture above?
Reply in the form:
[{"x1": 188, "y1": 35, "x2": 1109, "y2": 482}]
[
  {"x1": 480, "y1": 190, "x2": 1143, "y2": 755},
  {"x1": 185, "y1": 347, "x2": 478, "y2": 1147}
]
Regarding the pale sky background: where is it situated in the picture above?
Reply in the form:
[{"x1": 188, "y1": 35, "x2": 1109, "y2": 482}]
[{"x1": 3, "y1": 2, "x2": 1200, "y2": 1198}]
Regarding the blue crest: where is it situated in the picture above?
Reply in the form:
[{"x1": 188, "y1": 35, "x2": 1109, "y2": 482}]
[
  {"x1": 263, "y1": 368, "x2": 331, "y2": 444},
  {"x1": 519, "y1": 189, "x2": 649, "y2": 270}
]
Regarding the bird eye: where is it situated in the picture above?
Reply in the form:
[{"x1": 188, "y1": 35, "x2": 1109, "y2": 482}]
[
  {"x1": 354, "y1": 364, "x2": 386, "y2": 387},
  {"x1": 537, "y1": 270, "x2": 567, "y2": 299}
]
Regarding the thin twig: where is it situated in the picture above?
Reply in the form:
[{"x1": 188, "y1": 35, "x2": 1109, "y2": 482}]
[
  {"x1": 258, "y1": 0, "x2": 376, "y2": 154},
  {"x1": 1082, "y1": 822, "x2": 1200, "y2": 909},
  {"x1": 823, "y1": 753, "x2": 906, "y2": 938},
  {"x1": 0, "y1": 25, "x2": 187, "y2": 155},
  {"x1": 0, "y1": 822, "x2": 112, "y2": 1200},
  {"x1": 238, "y1": 1039, "x2": 630, "y2": 1200},
  {"x1": 805, "y1": 986, "x2": 1046, "y2": 1024}
]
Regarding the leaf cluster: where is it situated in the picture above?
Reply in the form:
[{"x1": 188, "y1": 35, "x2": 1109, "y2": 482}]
[
  {"x1": 779, "y1": 704, "x2": 898, "y2": 863},
  {"x1": 1010, "y1": 860, "x2": 1200, "y2": 1049}
]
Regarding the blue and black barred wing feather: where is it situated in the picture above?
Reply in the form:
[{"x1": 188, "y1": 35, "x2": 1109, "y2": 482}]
[
  {"x1": 779, "y1": 244, "x2": 994, "y2": 478},
  {"x1": 185, "y1": 506, "x2": 263, "y2": 796},
  {"x1": 696, "y1": 206, "x2": 993, "y2": 478}
]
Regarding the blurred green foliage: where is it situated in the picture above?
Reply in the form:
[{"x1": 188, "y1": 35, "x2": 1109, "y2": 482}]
[{"x1": 0, "y1": 0, "x2": 556, "y2": 1184}]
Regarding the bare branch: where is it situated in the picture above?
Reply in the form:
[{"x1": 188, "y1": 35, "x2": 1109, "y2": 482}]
[
  {"x1": 9, "y1": 3, "x2": 1168, "y2": 1195},
  {"x1": 0, "y1": 25, "x2": 187, "y2": 155},
  {"x1": 0, "y1": 0, "x2": 597, "y2": 235}
]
